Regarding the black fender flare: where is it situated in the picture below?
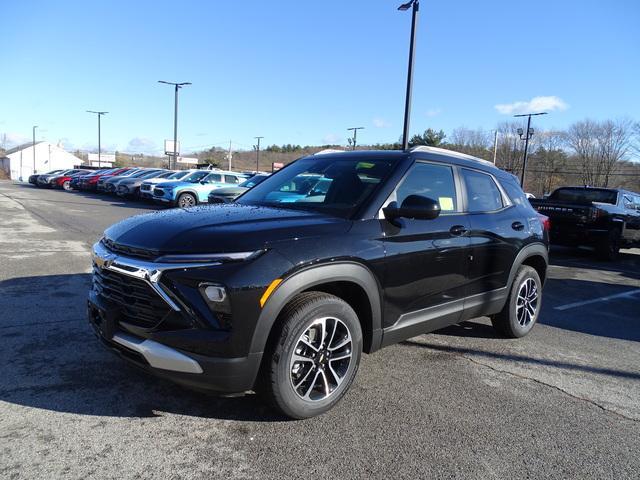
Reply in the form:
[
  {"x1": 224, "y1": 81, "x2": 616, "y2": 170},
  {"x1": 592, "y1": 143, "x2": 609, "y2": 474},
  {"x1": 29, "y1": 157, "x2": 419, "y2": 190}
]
[
  {"x1": 175, "y1": 189, "x2": 199, "y2": 203},
  {"x1": 507, "y1": 243, "x2": 549, "y2": 290},
  {"x1": 249, "y1": 261, "x2": 383, "y2": 354}
]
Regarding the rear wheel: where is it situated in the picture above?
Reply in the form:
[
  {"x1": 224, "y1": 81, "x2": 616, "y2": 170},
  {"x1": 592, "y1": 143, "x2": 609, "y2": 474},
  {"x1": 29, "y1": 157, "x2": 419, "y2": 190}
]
[
  {"x1": 596, "y1": 228, "x2": 621, "y2": 261},
  {"x1": 177, "y1": 192, "x2": 197, "y2": 208},
  {"x1": 491, "y1": 265, "x2": 541, "y2": 338},
  {"x1": 260, "y1": 292, "x2": 362, "y2": 419}
]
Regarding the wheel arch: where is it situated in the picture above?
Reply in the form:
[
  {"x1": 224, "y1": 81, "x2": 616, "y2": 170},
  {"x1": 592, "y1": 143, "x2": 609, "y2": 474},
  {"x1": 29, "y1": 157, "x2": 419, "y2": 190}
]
[
  {"x1": 250, "y1": 262, "x2": 383, "y2": 356},
  {"x1": 508, "y1": 243, "x2": 549, "y2": 288}
]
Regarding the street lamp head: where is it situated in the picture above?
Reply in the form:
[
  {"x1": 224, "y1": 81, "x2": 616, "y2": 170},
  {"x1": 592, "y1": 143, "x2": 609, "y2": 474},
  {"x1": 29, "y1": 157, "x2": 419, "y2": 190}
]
[
  {"x1": 517, "y1": 128, "x2": 524, "y2": 137},
  {"x1": 398, "y1": 0, "x2": 417, "y2": 11}
]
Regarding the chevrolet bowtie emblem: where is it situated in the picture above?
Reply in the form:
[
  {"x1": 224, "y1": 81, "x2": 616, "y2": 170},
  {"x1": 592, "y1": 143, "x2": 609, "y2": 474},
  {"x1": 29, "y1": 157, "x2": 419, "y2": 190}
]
[{"x1": 95, "y1": 252, "x2": 116, "y2": 269}]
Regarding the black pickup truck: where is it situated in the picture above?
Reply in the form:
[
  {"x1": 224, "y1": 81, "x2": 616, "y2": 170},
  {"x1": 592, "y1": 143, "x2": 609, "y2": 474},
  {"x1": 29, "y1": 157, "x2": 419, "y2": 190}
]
[{"x1": 530, "y1": 186, "x2": 640, "y2": 260}]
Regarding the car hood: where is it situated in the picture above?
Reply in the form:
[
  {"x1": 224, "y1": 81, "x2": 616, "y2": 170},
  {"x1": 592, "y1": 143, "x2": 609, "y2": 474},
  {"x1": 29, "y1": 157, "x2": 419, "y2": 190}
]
[
  {"x1": 209, "y1": 186, "x2": 246, "y2": 196},
  {"x1": 104, "y1": 203, "x2": 351, "y2": 254}
]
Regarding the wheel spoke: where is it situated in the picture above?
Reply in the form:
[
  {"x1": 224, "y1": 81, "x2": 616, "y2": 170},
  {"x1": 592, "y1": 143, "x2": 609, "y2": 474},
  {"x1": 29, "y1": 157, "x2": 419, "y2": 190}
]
[
  {"x1": 330, "y1": 352, "x2": 351, "y2": 362},
  {"x1": 319, "y1": 369, "x2": 330, "y2": 396},
  {"x1": 302, "y1": 370, "x2": 322, "y2": 399},
  {"x1": 292, "y1": 353, "x2": 314, "y2": 364},
  {"x1": 326, "y1": 318, "x2": 338, "y2": 349},
  {"x1": 300, "y1": 337, "x2": 319, "y2": 352},
  {"x1": 329, "y1": 337, "x2": 350, "y2": 352},
  {"x1": 294, "y1": 365, "x2": 315, "y2": 389}
]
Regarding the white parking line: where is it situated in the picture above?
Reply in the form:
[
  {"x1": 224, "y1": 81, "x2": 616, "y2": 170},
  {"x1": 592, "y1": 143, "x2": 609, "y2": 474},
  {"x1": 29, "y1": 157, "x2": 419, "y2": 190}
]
[{"x1": 554, "y1": 289, "x2": 640, "y2": 311}]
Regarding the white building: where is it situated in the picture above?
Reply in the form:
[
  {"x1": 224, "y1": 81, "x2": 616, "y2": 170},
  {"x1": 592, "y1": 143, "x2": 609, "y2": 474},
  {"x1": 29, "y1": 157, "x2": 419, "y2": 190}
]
[{"x1": 0, "y1": 142, "x2": 84, "y2": 181}]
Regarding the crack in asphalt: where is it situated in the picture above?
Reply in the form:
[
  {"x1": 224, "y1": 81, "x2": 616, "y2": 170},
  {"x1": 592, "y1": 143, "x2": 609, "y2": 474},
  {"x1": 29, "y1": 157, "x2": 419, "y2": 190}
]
[{"x1": 451, "y1": 350, "x2": 640, "y2": 423}]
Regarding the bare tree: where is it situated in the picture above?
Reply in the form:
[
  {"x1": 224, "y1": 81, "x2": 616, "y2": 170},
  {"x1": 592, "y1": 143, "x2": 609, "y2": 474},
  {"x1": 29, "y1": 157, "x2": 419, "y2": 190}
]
[
  {"x1": 494, "y1": 121, "x2": 523, "y2": 176},
  {"x1": 529, "y1": 130, "x2": 568, "y2": 195}
]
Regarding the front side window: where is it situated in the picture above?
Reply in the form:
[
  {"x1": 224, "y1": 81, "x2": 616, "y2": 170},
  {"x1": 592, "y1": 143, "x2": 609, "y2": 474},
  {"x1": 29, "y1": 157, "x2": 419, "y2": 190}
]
[
  {"x1": 393, "y1": 162, "x2": 458, "y2": 213},
  {"x1": 238, "y1": 155, "x2": 396, "y2": 218},
  {"x1": 205, "y1": 174, "x2": 222, "y2": 183},
  {"x1": 462, "y1": 169, "x2": 504, "y2": 213}
]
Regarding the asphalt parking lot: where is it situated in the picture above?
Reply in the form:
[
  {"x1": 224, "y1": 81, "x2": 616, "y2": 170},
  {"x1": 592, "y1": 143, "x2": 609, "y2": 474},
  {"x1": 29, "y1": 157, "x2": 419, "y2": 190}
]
[{"x1": 1, "y1": 180, "x2": 639, "y2": 479}]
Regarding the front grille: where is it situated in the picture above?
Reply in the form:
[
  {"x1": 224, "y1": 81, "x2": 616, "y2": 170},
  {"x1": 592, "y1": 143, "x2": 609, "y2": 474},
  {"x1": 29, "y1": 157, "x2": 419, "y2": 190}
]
[
  {"x1": 141, "y1": 183, "x2": 151, "y2": 191},
  {"x1": 93, "y1": 265, "x2": 172, "y2": 329},
  {"x1": 101, "y1": 238, "x2": 158, "y2": 261},
  {"x1": 153, "y1": 188, "x2": 164, "y2": 196}
]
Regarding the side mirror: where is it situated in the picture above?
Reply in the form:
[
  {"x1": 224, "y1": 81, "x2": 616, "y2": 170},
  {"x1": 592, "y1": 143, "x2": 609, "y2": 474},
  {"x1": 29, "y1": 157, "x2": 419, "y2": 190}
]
[{"x1": 383, "y1": 195, "x2": 441, "y2": 222}]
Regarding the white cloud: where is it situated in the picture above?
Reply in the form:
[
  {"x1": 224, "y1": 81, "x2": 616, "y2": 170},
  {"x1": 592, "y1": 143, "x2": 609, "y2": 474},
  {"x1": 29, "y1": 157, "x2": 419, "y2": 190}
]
[
  {"x1": 495, "y1": 96, "x2": 569, "y2": 115},
  {"x1": 425, "y1": 108, "x2": 442, "y2": 118},
  {"x1": 125, "y1": 137, "x2": 158, "y2": 153},
  {"x1": 373, "y1": 117, "x2": 391, "y2": 128},
  {"x1": 322, "y1": 133, "x2": 343, "y2": 144}
]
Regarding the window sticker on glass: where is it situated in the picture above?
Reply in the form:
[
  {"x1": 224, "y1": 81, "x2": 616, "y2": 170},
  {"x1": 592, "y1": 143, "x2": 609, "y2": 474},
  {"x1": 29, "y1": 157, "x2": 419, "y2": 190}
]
[{"x1": 438, "y1": 197, "x2": 454, "y2": 211}]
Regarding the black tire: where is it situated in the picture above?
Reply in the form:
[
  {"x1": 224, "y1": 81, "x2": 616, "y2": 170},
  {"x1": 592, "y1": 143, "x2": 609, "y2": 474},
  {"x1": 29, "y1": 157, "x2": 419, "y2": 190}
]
[
  {"x1": 596, "y1": 228, "x2": 621, "y2": 261},
  {"x1": 177, "y1": 192, "x2": 197, "y2": 208},
  {"x1": 491, "y1": 265, "x2": 542, "y2": 338},
  {"x1": 62, "y1": 180, "x2": 71, "y2": 191},
  {"x1": 260, "y1": 292, "x2": 362, "y2": 419}
]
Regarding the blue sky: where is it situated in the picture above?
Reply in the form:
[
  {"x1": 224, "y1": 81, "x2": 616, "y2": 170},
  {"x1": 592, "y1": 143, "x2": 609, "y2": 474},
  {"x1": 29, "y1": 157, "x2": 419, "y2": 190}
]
[{"x1": 1, "y1": 0, "x2": 639, "y2": 154}]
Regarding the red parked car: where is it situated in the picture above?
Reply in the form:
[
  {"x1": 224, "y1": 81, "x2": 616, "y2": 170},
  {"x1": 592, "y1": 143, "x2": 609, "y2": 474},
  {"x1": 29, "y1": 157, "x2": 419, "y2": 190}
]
[
  {"x1": 53, "y1": 170, "x2": 93, "y2": 190},
  {"x1": 78, "y1": 168, "x2": 128, "y2": 191}
]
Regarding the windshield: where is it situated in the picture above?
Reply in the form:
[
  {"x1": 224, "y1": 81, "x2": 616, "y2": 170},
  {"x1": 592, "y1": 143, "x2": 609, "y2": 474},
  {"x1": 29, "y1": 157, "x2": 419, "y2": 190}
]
[
  {"x1": 237, "y1": 155, "x2": 396, "y2": 218},
  {"x1": 183, "y1": 171, "x2": 210, "y2": 183},
  {"x1": 240, "y1": 175, "x2": 269, "y2": 188},
  {"x1": 167, "y1": 170, "x2": 189, "y2": 179},
  {"x1": 549, "y1": 188, "x2": 618, "y2": 205},
  {"x1": 134, "y1": 169, "x2": 161, "y2": 179}
]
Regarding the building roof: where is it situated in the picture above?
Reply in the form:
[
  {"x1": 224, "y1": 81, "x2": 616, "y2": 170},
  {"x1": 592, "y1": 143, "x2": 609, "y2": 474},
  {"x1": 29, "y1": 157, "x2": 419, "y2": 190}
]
[{"x1": 2, "y1": 141, "x2": 46, "y2": 156}]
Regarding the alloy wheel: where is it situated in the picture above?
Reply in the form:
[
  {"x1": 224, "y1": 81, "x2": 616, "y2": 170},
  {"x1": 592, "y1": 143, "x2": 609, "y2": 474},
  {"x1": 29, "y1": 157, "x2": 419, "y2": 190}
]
[
  {"x1": 289, "y1": 317, "x2": 353, "y2": 401},
  {"x1": 179, "y1": 194, "x2": 196, "y2": 208},
  {"x1": 516, "y1": 278, "x2": 538, "y2": 326}
]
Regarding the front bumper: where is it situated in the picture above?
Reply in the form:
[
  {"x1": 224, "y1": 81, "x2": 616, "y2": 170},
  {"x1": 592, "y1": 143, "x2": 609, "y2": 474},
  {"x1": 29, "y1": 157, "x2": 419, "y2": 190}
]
[{"x1": 88, "y1": 294, "x2": 262, "y2": 393}]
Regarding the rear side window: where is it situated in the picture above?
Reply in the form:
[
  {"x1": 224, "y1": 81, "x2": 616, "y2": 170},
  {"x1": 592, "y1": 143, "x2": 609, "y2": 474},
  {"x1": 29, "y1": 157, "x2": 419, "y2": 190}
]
[
  {"x1": 395, "y1": 162, "x2": 458, "y2": 212},
  {"x1": 206, "y1": 174, "x2": 222, "y2": 183},
  {"x1": 462, "y1": 169, "x2": 504, "y2": 213},
  {"x1": 501, "y1": 178, "x2": 529, "y2": 207},
  {"x1": 225, "y1": 175, "x2": 239, "y2": 184}
]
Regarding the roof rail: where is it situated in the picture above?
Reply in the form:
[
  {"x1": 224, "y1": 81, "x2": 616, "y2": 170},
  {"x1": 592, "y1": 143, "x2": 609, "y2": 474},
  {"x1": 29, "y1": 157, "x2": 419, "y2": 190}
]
[
  {"x1": 314, "y1": 149, "x2": 346, "y2": 155},
  {"x1": 409, "y1": 145, "x2": 495, "y2": 166}
]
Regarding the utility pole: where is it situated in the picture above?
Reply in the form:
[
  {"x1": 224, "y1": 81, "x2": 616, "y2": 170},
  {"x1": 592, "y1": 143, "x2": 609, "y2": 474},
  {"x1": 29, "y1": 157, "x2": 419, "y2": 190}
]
[
  {"x1": 254, "y1": 136, "x2": 263, "y2": 173},
  {"x1": 228, "y1": 140, "x2": 233, "y2": 171},
  {"x1": 492, "y1": 130, "x2": 498, "y2": 163},
  {"x1": 398, "y1": 0, "x2": 420, "y2": 151},
  {"x1": 347, "y1": 127, "x2": 364, "y2": 150},
  {"x1": 158, "y1": 81, "x2": 191, "y2": 169},
  {"x1": 514, "y1": 112, "x2": 547, "y2": 187},
  {"x1": 86, "y1": 111, "x2": 107, "y2": 167},
  {"x1": 32, "y1": 125, "x2": 37, "y2": 174}
]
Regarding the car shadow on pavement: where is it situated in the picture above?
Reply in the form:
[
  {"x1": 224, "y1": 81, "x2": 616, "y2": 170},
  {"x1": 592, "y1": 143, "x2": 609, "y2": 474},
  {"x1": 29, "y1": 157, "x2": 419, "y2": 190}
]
[
  {"x1": 0, "y1": 273, "x2": 288, "y2": 422},
  {"x1": 401, "y1": 339, "x2": 640, "y2": 381},
  {"x1": 550, "y1": 246, "x2": 640, "y2": 281}
]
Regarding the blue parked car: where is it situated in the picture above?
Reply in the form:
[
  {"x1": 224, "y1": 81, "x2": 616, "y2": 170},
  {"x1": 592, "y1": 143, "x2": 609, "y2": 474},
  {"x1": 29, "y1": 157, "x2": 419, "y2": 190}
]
[
  {"x1": 153, "y1": 170, "x2": 248, "y2": 207},
  {"x1": 263, "y1": 175, "x2": 332, "y2": 203}
]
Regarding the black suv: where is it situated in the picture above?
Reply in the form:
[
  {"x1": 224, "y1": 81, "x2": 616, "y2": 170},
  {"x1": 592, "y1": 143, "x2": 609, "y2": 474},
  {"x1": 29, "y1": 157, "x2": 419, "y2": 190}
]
[{"x1": 89, "y1": 147, "x2": 548, "y2": 418}]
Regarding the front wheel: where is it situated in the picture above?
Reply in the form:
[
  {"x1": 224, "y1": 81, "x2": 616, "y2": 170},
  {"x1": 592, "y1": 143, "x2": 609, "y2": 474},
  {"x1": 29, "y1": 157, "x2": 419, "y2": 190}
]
[
  {"x1": 491, "y1": 265, "x2": 542, "y2": 338},
  {"x1": 62, "y1": 180, "x2": 71, "y2": 191},
  {"x1": 260, "y1": 292, "x2": 362, "y2": 419},
  {"x1": 176, "y1": 192, "x2": 197, "y2": 208}
]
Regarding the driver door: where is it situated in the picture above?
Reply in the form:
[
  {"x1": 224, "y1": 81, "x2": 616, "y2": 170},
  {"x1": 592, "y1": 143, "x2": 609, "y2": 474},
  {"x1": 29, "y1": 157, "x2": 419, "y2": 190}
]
[{"x1": 381, "y1": 162, "x2": 471, "y2": 345}]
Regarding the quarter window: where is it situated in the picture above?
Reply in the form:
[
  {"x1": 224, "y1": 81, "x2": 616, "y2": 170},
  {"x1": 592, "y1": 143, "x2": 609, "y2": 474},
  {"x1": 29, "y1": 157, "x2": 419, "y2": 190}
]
[
  {"x1": 462, "y1": 169, "x2": 504, "y2": 213},
  {"x1": 394, "y1": 162, "x2": 458, "y2": 212}
]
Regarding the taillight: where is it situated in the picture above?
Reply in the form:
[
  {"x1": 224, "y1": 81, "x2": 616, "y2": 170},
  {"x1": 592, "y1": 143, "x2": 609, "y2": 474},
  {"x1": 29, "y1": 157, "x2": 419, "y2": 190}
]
[{"x1": 537, "y1": 213, "x2": 550, "y2": 231}]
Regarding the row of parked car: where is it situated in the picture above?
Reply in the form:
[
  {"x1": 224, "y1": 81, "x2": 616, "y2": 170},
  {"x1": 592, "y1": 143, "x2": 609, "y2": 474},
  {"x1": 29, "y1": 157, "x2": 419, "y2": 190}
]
[{"x1": 28, "y1": 167, "x2": 271, "y2": 207}]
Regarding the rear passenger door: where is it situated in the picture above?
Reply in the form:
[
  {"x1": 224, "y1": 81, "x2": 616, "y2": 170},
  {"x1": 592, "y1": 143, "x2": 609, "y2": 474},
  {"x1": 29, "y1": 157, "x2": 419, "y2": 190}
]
[{"x1": 461, "y1": 169, "x2": 527, "y2": 311}]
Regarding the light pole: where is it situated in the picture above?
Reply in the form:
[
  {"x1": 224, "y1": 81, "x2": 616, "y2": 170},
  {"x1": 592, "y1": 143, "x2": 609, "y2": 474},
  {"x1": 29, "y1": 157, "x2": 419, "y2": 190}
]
[
  {"x1": 347, "y1": 127, "x2": 364, "y2": 150},
  {"x1": 254, "y1": 136, "x2": 264, "y2": 172},
  {"x1": 86, "y1": 111, "x2": 108, "y2": 167},
  {"x1": 514, "y1": 112, "x2": 547, "y2": 187},
  {"x1": 32, "y1": 125, "x2": 38, "y2": 174},
  {"x1": 398, "y1": 0, "x2": 419, "y2": 151},
  {"x1": 492, "y1": 130, "x2": 499, "y2": 163},
  {"x1": 158, "y1": 81, "x2": 191, "y2": 169}
]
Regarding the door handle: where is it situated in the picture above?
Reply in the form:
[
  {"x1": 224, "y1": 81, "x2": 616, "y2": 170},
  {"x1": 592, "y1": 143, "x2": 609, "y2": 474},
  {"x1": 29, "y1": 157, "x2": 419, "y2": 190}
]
[
  {"x1": 512, "y1": 221, "x2": 525, "y2": 231},
  {"x1": 449, "y1": 225, "x2": 467, "y2": 236}
]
